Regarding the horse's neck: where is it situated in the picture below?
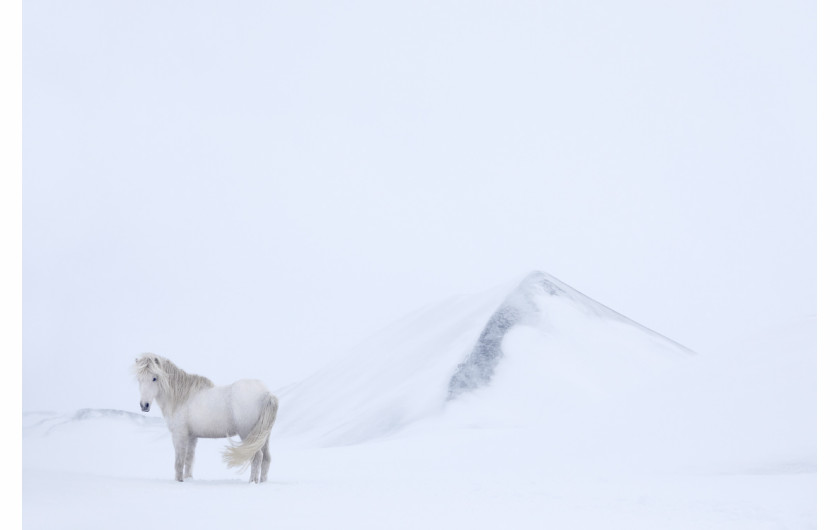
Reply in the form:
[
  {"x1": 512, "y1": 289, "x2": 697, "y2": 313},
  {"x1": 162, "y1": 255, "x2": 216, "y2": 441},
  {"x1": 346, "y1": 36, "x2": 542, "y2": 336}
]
[
  {"x1": 157, "y1": 367, "x2": 214, "y2": 418},
  {"x1": 157, "y1": 395, "x2": 177, "y2": 419}
]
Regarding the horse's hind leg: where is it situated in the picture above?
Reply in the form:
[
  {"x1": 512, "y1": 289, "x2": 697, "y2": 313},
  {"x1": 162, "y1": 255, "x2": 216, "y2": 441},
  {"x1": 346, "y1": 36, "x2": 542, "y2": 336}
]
[
  {"x1": 260, "y1": 437, "x2": 271, "y2": 483},
  {"x1": 249, "y1": 448, "x2": 263, "y2": 484},
  {"x1": 184, "y1": 437, "x2": 198, "y2": 479}
]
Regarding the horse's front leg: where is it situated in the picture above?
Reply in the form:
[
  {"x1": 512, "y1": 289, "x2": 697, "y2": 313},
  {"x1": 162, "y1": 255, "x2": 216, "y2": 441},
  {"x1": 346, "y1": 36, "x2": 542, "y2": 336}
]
[
  {"x1": 184, "y1": 437, "x2": 198, "y2": 480},
  {"x1": 172, "y1": 432, "x2": 189, "y2": 482}
]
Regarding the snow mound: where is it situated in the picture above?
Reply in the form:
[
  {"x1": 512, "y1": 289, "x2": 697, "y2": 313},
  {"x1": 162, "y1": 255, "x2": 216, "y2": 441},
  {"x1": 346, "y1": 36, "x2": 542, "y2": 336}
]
[
  {"x1": 274, "y1": 271, "x2": 693, "y2": 446},
  {"x1": 23, "y1": 408, "x2": 170, "y2": 479}
]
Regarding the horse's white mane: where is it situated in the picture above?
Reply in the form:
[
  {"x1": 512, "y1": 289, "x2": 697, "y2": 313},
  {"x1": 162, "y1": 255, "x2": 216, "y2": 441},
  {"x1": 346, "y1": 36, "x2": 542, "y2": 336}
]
[{"x1": 134, "y1": 353, "x2": 214, "y2": 412}]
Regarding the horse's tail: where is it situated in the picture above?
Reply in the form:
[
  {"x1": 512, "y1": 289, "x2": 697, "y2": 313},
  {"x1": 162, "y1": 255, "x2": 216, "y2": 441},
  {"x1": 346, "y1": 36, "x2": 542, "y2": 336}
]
[{"x1": 222, "y1": 392, "x2": 279, "y2": 470}]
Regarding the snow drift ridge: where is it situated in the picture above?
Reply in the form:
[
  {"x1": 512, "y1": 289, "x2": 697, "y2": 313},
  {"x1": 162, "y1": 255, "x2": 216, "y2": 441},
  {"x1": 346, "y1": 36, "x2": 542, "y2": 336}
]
[
  {"x1": 272, "y1": 270, "x2": 695, "y2": 446},
  {"x1": 447, "y1": 271, "x2": 695, "y2": 399}
]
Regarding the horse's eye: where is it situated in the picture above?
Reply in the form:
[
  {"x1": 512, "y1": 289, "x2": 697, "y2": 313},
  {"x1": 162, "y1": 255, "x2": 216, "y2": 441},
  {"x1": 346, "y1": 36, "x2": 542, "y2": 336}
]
[{"x1": 152, "y1": 377, "x2": 157, "y2": 382}]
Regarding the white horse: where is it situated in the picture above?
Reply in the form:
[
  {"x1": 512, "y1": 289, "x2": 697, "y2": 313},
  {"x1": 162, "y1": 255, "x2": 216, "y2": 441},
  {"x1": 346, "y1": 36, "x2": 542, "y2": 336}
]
[{"x1": 134, "y1": 353, "x2": 279, "y2": 483}]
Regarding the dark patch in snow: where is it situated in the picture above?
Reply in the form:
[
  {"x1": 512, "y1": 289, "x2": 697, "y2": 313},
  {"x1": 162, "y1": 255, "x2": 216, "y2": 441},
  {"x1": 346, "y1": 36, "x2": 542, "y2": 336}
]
[{"x1": 446, "y1": 295, "x2": 528, "y2": 400}]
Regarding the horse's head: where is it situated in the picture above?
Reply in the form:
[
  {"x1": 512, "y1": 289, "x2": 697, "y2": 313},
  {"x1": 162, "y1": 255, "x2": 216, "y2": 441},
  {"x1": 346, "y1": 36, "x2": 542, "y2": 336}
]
[{"x1": 134, "y1": 354, "x2": 164, "y2": 413}]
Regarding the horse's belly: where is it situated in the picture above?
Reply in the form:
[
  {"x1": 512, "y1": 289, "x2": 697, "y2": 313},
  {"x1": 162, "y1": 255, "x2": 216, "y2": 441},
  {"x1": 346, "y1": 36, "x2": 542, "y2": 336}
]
[{"x1": 189, "y1": 425, "x2": 230, "y2": 439}]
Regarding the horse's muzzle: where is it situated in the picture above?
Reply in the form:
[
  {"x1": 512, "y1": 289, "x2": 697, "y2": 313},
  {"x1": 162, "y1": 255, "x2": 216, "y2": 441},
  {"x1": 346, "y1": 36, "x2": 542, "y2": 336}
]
[{"x1": 140, "y1": 402, "x2": 150, "y2": 412}]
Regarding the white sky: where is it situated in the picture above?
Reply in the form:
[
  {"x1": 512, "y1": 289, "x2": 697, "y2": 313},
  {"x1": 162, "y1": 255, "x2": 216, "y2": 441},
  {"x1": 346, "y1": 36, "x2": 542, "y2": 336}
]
[{"x1": 22, "y1": 0, "x2": 815, "y2": 412}]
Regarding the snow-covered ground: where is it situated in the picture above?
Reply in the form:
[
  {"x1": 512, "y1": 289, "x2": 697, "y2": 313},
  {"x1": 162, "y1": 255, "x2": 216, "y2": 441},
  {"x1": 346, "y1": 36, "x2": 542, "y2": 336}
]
[{"x1": 23, "y1": 273, "x2": 815, "y2": 529}]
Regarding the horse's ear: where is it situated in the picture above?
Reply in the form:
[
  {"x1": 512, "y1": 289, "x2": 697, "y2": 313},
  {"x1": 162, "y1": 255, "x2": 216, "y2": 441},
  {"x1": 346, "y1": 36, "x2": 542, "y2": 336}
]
[{"x1": 154, "y1": 357, "x2": 160, "y2": 366}]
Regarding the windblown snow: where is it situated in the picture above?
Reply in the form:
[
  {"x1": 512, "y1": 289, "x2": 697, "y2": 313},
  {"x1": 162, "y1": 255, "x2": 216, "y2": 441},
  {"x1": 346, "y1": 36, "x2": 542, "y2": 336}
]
[
  {"x1": 23, "y1": 271, "x2": 815, "y2": 529},
  {"x1": 271, "y1": 271, "x2": 695, "y2": 447}
]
